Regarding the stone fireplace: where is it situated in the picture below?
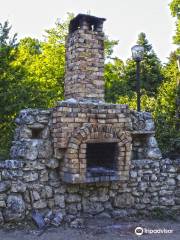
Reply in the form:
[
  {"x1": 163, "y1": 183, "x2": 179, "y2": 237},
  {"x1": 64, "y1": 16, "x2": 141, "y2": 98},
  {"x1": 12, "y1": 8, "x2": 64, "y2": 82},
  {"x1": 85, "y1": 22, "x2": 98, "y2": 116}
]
[
  {"x1": 53, "y1": 102, "x2": 132, "y2": 183},
  {"x1": 52, "y1": 14, "x2": 133, "y2": 183},
  {"x1": 0, "y1": 14, "x2": 179, "y2": 226}
]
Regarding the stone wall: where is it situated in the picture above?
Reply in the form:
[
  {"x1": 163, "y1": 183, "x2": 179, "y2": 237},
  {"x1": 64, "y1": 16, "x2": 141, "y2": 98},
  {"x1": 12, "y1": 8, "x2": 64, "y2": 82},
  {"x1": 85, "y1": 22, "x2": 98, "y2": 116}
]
[
  {"x1": 64, "y1": 14, "x2": 106, "y2": 100},
  {"x1": 0, "y1": 108, "x2": 179, "y2": 225},
  {"x1": 52, "y1": 100, "x2": 132, "y2": 183},
  {"x1": 0, "y1": 13, "x2": 179, "y2": 226}
]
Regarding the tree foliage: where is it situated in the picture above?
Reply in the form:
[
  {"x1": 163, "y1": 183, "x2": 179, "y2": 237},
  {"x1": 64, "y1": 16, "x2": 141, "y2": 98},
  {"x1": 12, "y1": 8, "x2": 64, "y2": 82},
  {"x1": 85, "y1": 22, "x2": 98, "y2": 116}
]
[
  {"x1": 0, "y1": 21, "x2": 19, "y2": 158},
  {"x1": 154, "y1": 52, "x2": 179, "y2": 153},
  {"x1": 170, "y1": 0, "x2": 180, "y2": 44},
  {"x1": 105, "y1": 32, "x2": 163, "y2": 106},
  {"x1": 124, "y1": 33, "x2": 163, "y2": 96},
  {"x1": 0, "y1": 18, "x2": 67, "y2": 158}
]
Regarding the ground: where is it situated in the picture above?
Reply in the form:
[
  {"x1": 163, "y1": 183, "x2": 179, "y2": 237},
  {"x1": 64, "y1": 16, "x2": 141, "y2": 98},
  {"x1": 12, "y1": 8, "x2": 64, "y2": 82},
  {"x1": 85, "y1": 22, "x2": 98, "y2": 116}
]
[{"x1": 0, "y1": 218, "x2": 180, "y2": 240}]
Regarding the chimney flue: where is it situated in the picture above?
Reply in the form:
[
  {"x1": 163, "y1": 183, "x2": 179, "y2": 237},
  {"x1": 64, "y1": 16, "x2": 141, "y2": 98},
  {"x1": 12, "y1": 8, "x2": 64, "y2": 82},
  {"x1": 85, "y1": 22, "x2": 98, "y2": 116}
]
[{"x1": 64, "y1": 14, "x2": 106, "y2": 101}]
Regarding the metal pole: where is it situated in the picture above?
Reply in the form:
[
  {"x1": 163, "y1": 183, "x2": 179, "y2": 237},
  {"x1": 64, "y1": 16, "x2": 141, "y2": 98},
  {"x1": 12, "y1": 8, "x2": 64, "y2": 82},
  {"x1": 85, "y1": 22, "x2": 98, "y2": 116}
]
[
  {"x1": 176, "y1": 56, "x2": 180, "y2": 129},
  {"x1": 136, "y1": 60, "x2": 141, "y2": 112}
]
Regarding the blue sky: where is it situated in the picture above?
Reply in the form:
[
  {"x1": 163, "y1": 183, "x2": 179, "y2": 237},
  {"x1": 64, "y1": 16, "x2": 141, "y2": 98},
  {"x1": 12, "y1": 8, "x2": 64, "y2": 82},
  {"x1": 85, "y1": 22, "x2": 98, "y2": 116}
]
[{"x1": 0, "y1": 0, "x2": 176, "y2": 63}]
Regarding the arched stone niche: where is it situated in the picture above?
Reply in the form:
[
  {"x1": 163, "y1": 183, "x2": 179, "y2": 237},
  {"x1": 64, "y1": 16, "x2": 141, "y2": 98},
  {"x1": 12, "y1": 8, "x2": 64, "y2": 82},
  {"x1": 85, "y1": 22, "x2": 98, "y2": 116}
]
[{"x1": 62, "y1": 124, "x2": 132, "y2": 183}]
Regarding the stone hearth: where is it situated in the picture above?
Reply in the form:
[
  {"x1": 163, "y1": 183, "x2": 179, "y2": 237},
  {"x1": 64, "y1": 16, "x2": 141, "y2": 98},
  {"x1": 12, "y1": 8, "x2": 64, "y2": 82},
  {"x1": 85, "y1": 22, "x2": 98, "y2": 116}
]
[{"x1": 0, "y1": 14, "x2": 179, "y2": 225}]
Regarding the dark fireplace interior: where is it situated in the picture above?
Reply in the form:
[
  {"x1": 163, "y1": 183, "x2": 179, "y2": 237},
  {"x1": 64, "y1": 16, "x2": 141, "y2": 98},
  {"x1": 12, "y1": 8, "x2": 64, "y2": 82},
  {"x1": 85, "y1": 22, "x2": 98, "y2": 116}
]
[{"x1": 87, "y1": 142, "x2": 117, "y2": 176}]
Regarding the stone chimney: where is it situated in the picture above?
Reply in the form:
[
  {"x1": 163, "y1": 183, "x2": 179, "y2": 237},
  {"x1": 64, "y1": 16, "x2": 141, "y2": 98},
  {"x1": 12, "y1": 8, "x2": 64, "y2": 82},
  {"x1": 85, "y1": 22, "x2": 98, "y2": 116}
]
[{"x1": 64, "y1": 14, "x2": 106, "y2": 101}]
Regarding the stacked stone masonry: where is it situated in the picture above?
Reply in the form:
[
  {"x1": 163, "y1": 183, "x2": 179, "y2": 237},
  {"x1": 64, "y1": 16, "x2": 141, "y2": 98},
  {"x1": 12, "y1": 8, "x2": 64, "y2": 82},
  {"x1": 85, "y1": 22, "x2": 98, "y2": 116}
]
[
  {"x1": 53, "y1": 101, "x2": 132, "y2": 183},
  {"x1": 0, "y1": 14, "x2": 179, "y2": 225},
  {"x1": 0, "y1": 108, "x2": 179, "y2": 224},
  {"x1": 65, "y1": 14, "x2": 106, "y2": 100}
]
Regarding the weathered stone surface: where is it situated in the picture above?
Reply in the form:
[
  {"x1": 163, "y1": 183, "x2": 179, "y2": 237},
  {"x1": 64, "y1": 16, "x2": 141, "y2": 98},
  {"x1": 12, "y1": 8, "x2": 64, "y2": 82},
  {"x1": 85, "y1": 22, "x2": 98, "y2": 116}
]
[
  {"x1": 66, "y1": 194, "x2": 81, "y2": 203},
  {"x1": 90, "y1": 193, "x2": 109, "y2": 202},
  {"x1": 38, "y1": 141, "x2": 53, "y2": 159},
  {"x1": 146, "y1": 148, "x2": 162, "y2": 159},
  {"x1": 40, "y1": 170, "x2": 49, "y2": 182},
  {"x1": 11, "y1": 181, "x2": 26, "y2": 193},
  {"x1": 138, "y1": 182, "x2": 147, "y2": 191},
  {"x1": 44, "y1": 186, "x2": 53, "y2": 198},
  {"x1": 23, "y1": 161, "x2": 44, "y2": 171},
  {"x1": 46, "y1": 158, "x2": 59, "y2": 169},
  {"x1": 24, "y1": 191, "x2": 31, "y2": 203},
  {"x1": 23, "y1": 172, "x2": 38, "y2": 182},
  {"x1": 159, "y1": 190, "x2": 174, "y2": 196},
  {"x1": 18, "y1": 127, "x2": 32, "y2": 139},
  {"x1": 147, "y1": 137, "x2": 158, "y2": 148},
  {"x1": 175, "y1": 190, "x2": 180, "y2": 197},
  {"x1": 54, "y1": 186, "x2": 66, "y2": 194},
  {"x1": 25, "y1": 142, "x2": 39, "y2": 160},
  {"x1": 114, "y1": 193, "x2": 134, "y2": 208},
  {"x1": 96, "y1": 212, "x2": 111, "y2": 218},
  {"x1": 0, "y1": 211, "x2": 4, "y2": 224},
  {"x1": 41, "y1": 127, "x2": 50, "y2": 139},
  {"x1": 166, "y1": 166, "x2": 176, "y2": 173},
  {"x1": 142, "y1": 196, "x2": 151, "y2": 204},
  {"x1": 3, "y1": 195, "x2": 25, "y2": 221},
  {"x1": 135, "y1": 204, "x2": 146, "y2": 209},
  {"x1": 130, "y1": 171, "x2": 137, "y2": 178},
  {"x1": 44, "y1": 210, "x2": 54, "y2": 224},
  {"x1": 82, "y1": 199, "x2": 104, "y2": 214},
  {"x1": 145, "y1": 119, "x2": 155, "y2": 131},
  {"x1": 175, "y1": 197, "x2": 180, "y2": 204},
  {"x1": 29, "y1": 123, "x2": 45, "y2": 129},
  {"x1": 33, "y1": 199, "x2": 47, "y2": 209},
  {"x1": 32, "y1": 210, "x2": 46, "y2": 229},
  {"x1": 70, "y1": 218, "x2": 84, "y2": 228},
  {"x1": 47, "y1": 199, "x2": 55, "y2": 208},
  {"x1": 67, "y1": 186, "x2": 79, "y2": 194},
  {"x1": 167, "y1": 178, "x2": 176, "y2": 186},
  {"x1": 49, "y1": 170, "x2": 58, "y2": 181},
  {"x1": 151, "y1": 174, "x2": 158, "y2": 181},
  {"x1": 0, "y1": 181, "x2": 11, "y2": 192},
  {"x1": 66, "y1": 203, "x2": 79, "y2": 214},
  {"x1": 10, "y1": 140, "x2": 38, "y2": 160},
  {"x1": 51, "y1": 212, "x2": 63, "y2": 226},
  {"x1": 0, "y1": 160, "x2": 24, "y2": 169},
  {"x1": 2, "y1": 169, "x2": 23, "y2": 180},
  {"x1": 32, "y1": 190, "x2": 40, "y2": 201},
  {"x1": 15, "y1": 109, "x2": 35, "y2": 125},
  {"x1": 160, "y1": 197, "x2": 175, "y2": 206},
  {"x1": 54, "y1": 195, "x2": 65, "y2": 208},
  {"x1": 0, "y1": 194, "x2": 6, "y2": 201},
  {"x1": 0, "y1": 201, "x2": 6, "y2": 207},
  {"x1": 112, "y1": 209, "x2": 137, "y2": 219},
  {"x1": 176, "y1": 174, "x2": 180, "y2": 181}
]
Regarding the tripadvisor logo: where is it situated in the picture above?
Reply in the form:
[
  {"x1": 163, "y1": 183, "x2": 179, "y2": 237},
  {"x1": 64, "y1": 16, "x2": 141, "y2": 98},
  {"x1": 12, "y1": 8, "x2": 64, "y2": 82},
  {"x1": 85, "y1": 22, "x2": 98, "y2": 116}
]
[
  {"x1": 135, "y1": 227, "x2": 143, "y2": 236},
  {"x1": 134, "y1": 226, "x2": 173, "y2": 235}
]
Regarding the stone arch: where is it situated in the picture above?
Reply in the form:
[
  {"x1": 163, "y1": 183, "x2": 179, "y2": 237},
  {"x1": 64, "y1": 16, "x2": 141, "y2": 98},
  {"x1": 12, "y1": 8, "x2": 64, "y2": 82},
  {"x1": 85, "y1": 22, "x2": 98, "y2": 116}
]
[{"x1": 64, "y1": 124, "x2": 132, "y2": 180}]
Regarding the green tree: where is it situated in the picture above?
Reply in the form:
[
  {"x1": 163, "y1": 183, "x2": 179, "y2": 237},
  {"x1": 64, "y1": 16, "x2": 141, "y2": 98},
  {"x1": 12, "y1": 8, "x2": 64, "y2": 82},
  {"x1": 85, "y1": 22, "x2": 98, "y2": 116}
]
[
  {"x1": 0, "y1": 18, "x2": 68, "y2": 158},
  {"x1": 104, "y1": 38, "x2": 119, "y2": 59},
  {"x1": 124, "y1": 33, "x2": 163, "y2": 97},
  {"x1": 105, "y1": 33, "x2": 162, "y2": 105},
  {"x1": 0, "y1": 21, "x2": 19, "y2": 158},
  {"x1": 105, "y1": 58, "x2": 134, "y2": 103},
  {"x1": 154, "y1": 52, "x2": 179, "y2": 153},
  {"x1": 170, "y1": 0, "x2": 180, "y2": 44}
]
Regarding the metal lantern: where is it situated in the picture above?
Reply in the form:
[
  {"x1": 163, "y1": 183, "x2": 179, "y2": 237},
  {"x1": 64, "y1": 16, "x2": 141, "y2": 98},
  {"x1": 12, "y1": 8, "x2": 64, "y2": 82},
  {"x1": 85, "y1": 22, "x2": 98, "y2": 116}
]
[{"x1": 131, "y1": 45, "x2": 144, "y2": 62}]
